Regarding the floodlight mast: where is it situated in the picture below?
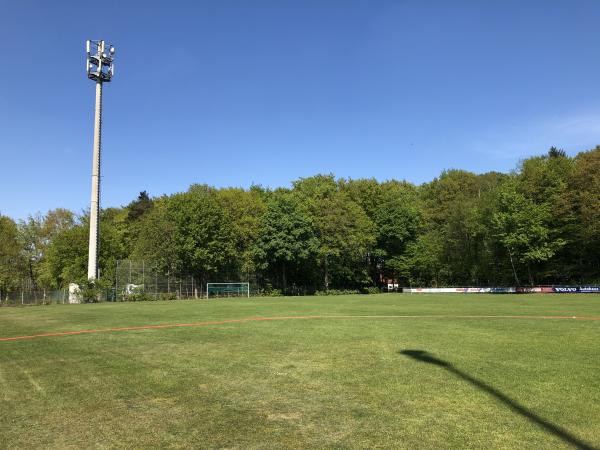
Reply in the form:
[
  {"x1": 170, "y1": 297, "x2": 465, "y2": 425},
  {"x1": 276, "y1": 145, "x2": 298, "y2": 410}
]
[{"x1": 85, "y1": 40, "x2": 115, "y2": 280}]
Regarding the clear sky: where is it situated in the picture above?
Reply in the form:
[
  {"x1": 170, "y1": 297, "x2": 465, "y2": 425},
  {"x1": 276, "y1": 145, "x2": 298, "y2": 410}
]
[{"x1": 1, "y1": 0, "x2": 600, "y2": 219}]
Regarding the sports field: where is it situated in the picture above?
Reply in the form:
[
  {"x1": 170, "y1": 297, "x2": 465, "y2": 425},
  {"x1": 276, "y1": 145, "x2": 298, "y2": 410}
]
[{"x1": 1, "y1": 294, "x2": 599, "y2": 449}]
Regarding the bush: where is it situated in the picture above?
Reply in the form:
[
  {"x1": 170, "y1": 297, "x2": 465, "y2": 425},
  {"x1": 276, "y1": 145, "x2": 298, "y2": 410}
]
[
  {"x1": 127, "y1": 292, "x2": 150, "y2": 302},
  {"x1": 158, "y1": 292, "x2": 177, "y2": 301},
  {"x1": 362, "y1": 287, "x2": 381, "y2": 295},
  {"x1": 259, "y1": 284, "x2": 283, "y2": 297},
  {"x1": 265, "y1": 289, "x2": 282, "y2": 297},
  {"x1": 315, "y1": 289, "x2": 360, "y2": 296},
  {"x1": 79, "y1": 279, "x2": 104, "y2": 303},
  {"x1": 123, "y1": 286, "x2": 155, "y2": 302}
]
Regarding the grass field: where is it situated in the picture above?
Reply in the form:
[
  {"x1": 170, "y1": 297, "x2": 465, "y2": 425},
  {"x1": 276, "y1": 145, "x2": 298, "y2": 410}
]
[{"x1": 1, "y1": 294, "x2": 599, "y2": 449}]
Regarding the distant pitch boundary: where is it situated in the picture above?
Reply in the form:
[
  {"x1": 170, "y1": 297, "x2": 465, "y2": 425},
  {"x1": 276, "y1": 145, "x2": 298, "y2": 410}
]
[{"x1": 1, "y1": 314, "x2": 599, "y2": 342}]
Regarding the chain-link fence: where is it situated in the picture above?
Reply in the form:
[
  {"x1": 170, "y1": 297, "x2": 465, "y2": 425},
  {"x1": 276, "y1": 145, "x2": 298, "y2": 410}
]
[
  {"x1": 113, "y1": 260, "x2": 269, "y2": 300},
  {"x1": 1, "y1": 261, "x2": 311, "y2": 306},
  {"x1": 0, "y1": 289, "x2": 69, "y2": 306},
  {"x1": 115, "y1": 260, "x2": 204, "y2": 301},
  {"x1": 0, "y1": 288, "x2": 118, "y2": 306}
]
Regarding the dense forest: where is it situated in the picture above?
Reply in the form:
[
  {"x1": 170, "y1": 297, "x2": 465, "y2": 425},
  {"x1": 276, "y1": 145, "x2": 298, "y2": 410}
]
[{"x1": 1, "y1": 146, "x2": 599, "y2": 295}]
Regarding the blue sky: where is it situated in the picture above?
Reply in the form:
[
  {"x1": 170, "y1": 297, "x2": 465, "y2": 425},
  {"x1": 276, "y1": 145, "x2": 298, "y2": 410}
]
[{"x1": 1, "y1": 0, "x2": 600, "y2": 219}]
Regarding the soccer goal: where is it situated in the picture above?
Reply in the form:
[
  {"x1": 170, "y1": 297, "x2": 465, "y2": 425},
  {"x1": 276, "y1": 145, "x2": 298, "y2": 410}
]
[{"x1": 206, "y1": 282, "x2": 250, "y2": 299}]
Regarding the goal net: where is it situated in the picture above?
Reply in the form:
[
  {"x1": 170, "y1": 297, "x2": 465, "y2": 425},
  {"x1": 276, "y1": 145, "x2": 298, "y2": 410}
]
[{"x1": 206, "y1": 282, "x2": 250, "y2": 299}]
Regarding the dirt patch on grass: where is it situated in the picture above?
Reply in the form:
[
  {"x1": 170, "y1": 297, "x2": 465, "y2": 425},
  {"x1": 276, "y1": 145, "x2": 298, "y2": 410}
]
[{"x1": 267, "y1": 412, "x2": 302, "y2": 421}]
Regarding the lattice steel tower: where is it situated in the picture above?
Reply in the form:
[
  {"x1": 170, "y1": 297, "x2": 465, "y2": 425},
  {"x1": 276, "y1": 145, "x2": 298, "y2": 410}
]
[{"x1": 85, "y1": 40, "x2": 115, "y2": 280}]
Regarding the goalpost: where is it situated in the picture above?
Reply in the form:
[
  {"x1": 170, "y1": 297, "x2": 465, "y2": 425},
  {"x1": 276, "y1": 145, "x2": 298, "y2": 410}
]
[{"x1": 206, "y1": 282, "x2": 250, "y2": 299}]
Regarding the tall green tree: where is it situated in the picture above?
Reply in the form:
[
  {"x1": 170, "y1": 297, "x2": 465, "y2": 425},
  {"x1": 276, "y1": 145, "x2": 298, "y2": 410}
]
[
  {"x1": 254, "y1": 189, "x2": 318, "y2": 291},
  {"x1": 127, "y1": 191, "x2": 153, "y2": 221},
  {"x1": 418, "y1": 170, "x2": 503, "y2": 285},
  {"x1": 491, "y1": 179, "x2": 566, "y2": 285},
  {"x1": 132, "y1": 198, "x2": 178, "y2": 275},
  {"x1": 294, "y1": 175, "x2": 375, "y2": 290},
  {"x1": 566, "y1": 146, "x2": 600, "y2": 280},
  {"x1": 42, "y1": 223, "x2": 88, "y2": 288},
  {"x1": 342, "y1": 179, "x2": 421, "y2": 285},
  {"x1": 37, "y1": 209, "x2": 75, "y2": 287},
  {"x1": 0, "y1": 215, "x2": 23, "y2": 296},
  {"x1": 217, "y1": 187, "x2": 266, "y2": 277},
  {"x1": 167, "y1": 185, "x2": 235, "y2": 283},
  {"x1": 42, "y1": 210, "x2": 126, "y2": 288},
  {"x1": 17, "y1": 214, "x2": 44, "y2": 290},
  {"x1": 517, "y1": 149, "x2": 574, "y2": 281},
  {"x1": 373, "y1": 181, "x2": 421, "y2": 284}
]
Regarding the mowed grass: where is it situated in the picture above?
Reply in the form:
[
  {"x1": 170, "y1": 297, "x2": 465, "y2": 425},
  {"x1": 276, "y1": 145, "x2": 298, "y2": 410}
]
[{"x1": 1, "y1": 294, "x2": 599, "y2": 449}]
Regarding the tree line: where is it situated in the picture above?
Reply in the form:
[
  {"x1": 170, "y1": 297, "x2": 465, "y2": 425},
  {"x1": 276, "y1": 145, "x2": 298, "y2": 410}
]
[{"x1": 1, "y1": 146, "x2": 599, "y2": 295}]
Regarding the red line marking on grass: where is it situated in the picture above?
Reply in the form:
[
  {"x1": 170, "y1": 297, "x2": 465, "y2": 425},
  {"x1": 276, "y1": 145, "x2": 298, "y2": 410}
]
[{"x1": 1, "y1": 314, "x2": 599, "y2": 342}]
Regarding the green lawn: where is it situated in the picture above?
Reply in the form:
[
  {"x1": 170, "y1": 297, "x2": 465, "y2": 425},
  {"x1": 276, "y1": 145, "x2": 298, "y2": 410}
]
[{"x1": 1, "y1": 294, "x2": 599, "y2": 449}]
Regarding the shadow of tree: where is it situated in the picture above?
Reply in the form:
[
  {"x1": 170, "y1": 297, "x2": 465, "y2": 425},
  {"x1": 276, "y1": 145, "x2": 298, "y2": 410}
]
[{"x1": 400, "y1": 350, "x2": 596, "y2": 450}]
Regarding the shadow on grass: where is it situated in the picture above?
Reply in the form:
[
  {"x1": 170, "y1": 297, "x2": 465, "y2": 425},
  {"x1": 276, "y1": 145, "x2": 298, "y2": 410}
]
[{"x1": 399, "y1": 350, "x2": 596, "y2": 450}]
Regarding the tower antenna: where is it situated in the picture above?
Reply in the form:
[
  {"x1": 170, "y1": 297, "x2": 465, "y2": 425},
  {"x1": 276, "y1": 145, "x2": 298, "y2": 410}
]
[{"x1": 85, "y1": 39, "x2": 115, "y2": 280}]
